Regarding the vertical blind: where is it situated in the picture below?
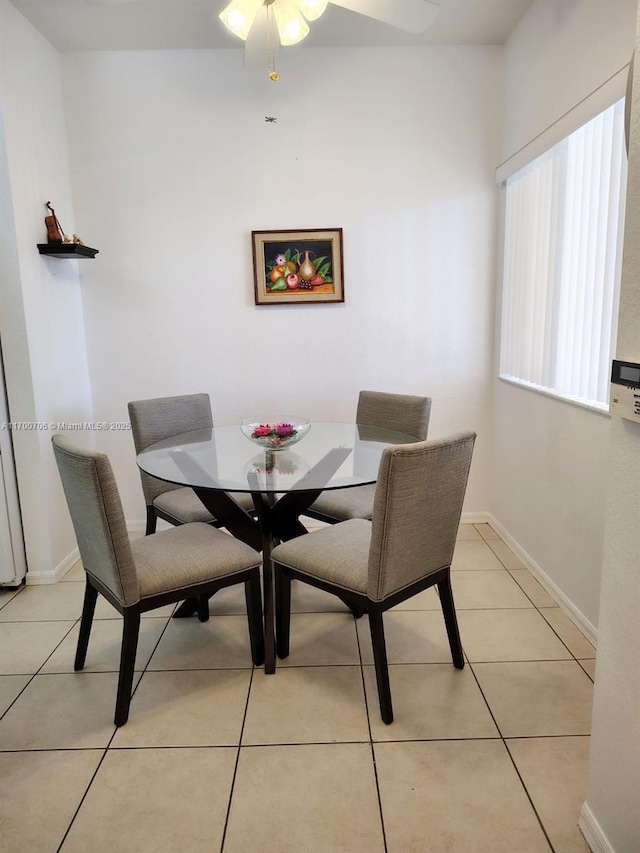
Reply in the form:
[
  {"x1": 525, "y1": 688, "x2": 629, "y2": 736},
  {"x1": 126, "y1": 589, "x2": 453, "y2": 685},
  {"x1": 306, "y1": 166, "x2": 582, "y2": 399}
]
[{"x1": 500, "y1": 99, "x2": 627, "y2": 409}]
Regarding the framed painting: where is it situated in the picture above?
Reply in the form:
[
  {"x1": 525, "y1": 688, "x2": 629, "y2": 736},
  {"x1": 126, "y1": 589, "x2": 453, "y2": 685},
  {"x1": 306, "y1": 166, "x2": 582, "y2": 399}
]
[{"x1": 252, "y1": 228, "x2": 344, "y2": 305}]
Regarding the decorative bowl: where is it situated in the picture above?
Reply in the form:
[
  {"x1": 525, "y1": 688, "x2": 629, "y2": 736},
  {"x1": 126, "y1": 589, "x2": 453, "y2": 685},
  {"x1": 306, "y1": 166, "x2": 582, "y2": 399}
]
[{"x1": 241, "y1": 418, "x2": 310, "y2": 451}]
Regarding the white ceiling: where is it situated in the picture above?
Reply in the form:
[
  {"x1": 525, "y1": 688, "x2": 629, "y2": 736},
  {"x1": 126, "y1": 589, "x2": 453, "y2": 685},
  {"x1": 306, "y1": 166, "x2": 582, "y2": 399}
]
[{"x1": 8, "y1": 0, "x2": 533, "y2": 52}]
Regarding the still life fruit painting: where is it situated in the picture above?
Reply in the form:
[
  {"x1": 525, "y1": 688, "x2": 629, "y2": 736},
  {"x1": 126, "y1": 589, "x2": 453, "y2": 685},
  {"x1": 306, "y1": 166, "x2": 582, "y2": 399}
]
[
  {"x1": 266, "y1": 246, "x2": 333, "y2": 293},
  {"x1": 252, "y1": 229, "x2": 344, "y2": 305}
]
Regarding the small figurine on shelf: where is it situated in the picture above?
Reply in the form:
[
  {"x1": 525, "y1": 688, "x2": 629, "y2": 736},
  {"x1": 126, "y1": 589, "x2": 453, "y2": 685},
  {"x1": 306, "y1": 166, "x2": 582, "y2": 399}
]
[{"x1": 72, "y1": 234, "x2": 85, "y2": 246}]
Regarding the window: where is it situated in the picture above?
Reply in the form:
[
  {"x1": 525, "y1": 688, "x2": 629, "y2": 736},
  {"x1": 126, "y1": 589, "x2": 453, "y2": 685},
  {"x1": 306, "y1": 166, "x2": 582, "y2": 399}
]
[{"x1": 500, "y1": 99, "x2": 627, "y2": 410}]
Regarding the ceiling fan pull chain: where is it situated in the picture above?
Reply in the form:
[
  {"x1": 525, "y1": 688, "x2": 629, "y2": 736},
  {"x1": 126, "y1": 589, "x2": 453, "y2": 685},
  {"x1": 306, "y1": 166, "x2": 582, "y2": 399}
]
[
  {"x1": 267, "y1": 2, "x2": 279, "y2": 82},
  {"x1": 265, "y1": 2, "x2": 279, "y2": 123}
]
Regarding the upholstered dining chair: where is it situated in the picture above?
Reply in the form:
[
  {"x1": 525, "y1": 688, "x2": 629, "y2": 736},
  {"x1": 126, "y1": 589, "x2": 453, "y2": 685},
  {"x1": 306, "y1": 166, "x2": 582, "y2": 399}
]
[
  {"x1": 52, "y1": 434, "x2": 264, "y2": 727},
  {"x1": 304, "y1": 390, "x2": 432, "y2": 525},
  {"x1": 128, "y1": 393, "x2": 254, "y2": 535},
  {"x1": 272, "y1": 431, "x2": 476, "y2": 724}
]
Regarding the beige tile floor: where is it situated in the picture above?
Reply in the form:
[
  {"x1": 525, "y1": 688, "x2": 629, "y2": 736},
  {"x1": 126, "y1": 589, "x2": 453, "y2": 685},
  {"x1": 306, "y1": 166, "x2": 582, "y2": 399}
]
[{"x1": 0, "y1": 522, "x2": 595, "y2": 852}]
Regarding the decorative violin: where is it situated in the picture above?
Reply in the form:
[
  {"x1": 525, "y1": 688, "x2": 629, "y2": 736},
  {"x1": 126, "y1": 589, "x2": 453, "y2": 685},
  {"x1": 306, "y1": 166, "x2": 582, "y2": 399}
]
[{"x1": 44, "y1": 201, "x2": 67, "y2": 244}]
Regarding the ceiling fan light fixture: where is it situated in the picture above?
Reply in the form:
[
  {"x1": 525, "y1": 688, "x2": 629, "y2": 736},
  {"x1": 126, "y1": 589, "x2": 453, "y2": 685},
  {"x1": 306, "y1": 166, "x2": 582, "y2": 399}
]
[
  {"x1": 219, "y1": 0, "x2": 264, "y2": 41},
  {"x1": 292, "y1": 0, "x2": 329, "y2": 22},
  {"x1": 274, "y1": 0, "x2": 310, "y2": 45}
]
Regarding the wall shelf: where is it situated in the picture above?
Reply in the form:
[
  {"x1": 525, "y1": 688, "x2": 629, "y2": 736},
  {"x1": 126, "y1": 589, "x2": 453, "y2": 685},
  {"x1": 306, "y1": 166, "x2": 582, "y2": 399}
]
[{"x1": 37, "y1": 244, "x2": 99, "y2": 259}]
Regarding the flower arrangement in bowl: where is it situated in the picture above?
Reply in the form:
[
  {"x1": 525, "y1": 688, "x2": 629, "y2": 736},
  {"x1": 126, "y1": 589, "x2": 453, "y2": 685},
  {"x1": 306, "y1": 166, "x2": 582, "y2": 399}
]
[
  {"x1": 241, "y1": 418, "x2": 310, "y2": 450},
  {"x1": 246, "y1": 451, "x2": 308, "y2": 478}
]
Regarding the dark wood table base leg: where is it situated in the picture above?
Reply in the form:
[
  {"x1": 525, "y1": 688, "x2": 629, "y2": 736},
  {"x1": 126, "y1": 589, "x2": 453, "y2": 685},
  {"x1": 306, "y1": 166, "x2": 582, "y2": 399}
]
[
  {"x1": 173, "y1": 600, "x2": 201, "y2": 617},
  {"x1": 178, "y1": 448, "x2": 353, "y2": 670},
  {"x1": 173, "y1": 488, "x2": 262, "y2": 619},
  {"x1": 261, "y1": 530, "x2": 276, "y2": 674},
  {"x1": 248, "y1": 483, "x2": 278, "y2": 674}
]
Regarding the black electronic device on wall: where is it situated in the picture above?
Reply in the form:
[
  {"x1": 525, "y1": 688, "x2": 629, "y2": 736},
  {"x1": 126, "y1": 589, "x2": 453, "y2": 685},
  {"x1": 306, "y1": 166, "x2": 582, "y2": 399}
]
[{"x1": 610, "y1": 360, "x2": 640, "y2": 422}]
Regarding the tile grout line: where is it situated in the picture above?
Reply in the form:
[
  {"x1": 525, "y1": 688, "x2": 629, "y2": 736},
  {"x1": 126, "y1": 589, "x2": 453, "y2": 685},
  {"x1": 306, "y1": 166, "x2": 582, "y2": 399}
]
[
  {"x1": 508, "y1": 570, "x2": 556, "y2": 609},
  {"x1": 0, "y1": 613, "x2": 80, "y2": 725},
  {"x1": 0, "y1": 582, "x2": 26, "y2": 612},
  {"x1": 480, "y1": 538, "x2": 542, "y2": 608},
  {"x1": 55, "y1": 746, "x2": 110, "y2": 853},
  {"x1": 466, "y1": 530, "x2": 591, "y2": 665},
  {"x1": 535, "y1": 611, "x2": 596, "y2": 665},
  {"x1": 54, "y1": 604, "x2": 178, "y2": 852},
  {"x1": 0, "y1": 604, "x2": 168, "y2": 731},
  {"x1": 577, "y1": 660, "x2": 595, "y2": 683},
  {"x1": 3, "y1": 532, "x2": 591, "y2": 850},
  {"x1": 503, "y1": 739, "x2": 558, "y2": 853},
  {"x1": 354, "y1": 612, "x2": 389, "y2": 853},
  {"x1": 513, "y1": 572, "x2": 593, "y2": 664},
  {"x1": 219, "y1": 663, "x2": 255, "y2": 853},
  {"x1": 476, "y1": 526, "x2": 596, "y2": 661},
  {"x1": 469, "y1": 560, "x2": 593, "y2": 848},
  {"x1": 465, "y1": 657, "x2": 558, "y2": 853},
  {"x1": 467, "y1": 529, "x2": 561, "y2": 851}
]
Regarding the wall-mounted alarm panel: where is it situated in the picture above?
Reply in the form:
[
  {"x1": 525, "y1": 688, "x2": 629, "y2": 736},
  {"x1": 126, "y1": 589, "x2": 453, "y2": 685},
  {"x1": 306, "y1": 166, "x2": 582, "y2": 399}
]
[{"x1": 610, "y1": 360, "x2": 640, "y2": 423}]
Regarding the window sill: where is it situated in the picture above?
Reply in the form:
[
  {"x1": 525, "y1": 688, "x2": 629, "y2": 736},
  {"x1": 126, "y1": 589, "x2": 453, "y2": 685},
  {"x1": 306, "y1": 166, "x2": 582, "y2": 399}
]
[{"x1": 498, "y1": 375, "x2": 611, "y2": 417}]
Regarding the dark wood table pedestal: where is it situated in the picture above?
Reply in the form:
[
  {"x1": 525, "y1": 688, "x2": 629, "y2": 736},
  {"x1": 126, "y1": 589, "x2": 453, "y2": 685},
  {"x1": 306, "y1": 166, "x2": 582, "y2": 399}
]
[{"x1": 174, "y1": 448, "x2": 353, "y2": 673}]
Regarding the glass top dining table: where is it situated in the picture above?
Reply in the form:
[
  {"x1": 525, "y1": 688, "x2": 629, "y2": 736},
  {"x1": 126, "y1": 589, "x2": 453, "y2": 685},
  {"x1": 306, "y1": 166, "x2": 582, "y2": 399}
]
[
  {"x1": 136, "y1": 422, "x2": 418, "y2": 495},
  {"x1": 137, "y1": 422, "x2": 420, "y2": 672}
]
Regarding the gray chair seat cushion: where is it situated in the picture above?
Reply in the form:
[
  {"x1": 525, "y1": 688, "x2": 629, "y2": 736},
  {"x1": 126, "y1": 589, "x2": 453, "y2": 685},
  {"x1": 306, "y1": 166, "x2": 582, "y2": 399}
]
[
  {"x1": 131, "y1": 522, "x2": 261, "y2": 599},
  {"x1": 305, "y1": 391, "x2": 431, "y2": 525},
  {"x1": 308, "y1": 484, "x2": 375, "y2": 521},
  {"x1": 228, "y1": 492, "x2": 255, "y2": 512},
  {"x1": 153, "y1": 487, "x2": 254, "y2": 524},
  {"x1": 271, "y1": 519, "x2": 372, "y2": 595}
]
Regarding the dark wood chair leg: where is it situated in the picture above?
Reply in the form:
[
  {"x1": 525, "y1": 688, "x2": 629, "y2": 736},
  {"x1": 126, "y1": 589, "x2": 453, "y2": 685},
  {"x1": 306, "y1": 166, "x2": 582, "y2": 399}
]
[
  {"x1": 114, "y1": 609, "x2": 141, "y2": 727},
  {"x1": 145, "y1": 506, "x2": 157, "y2": 536},
  {"x1": 341, "y1": 598, "x2": 365, "y2": 619},
  {"x1": 74, "y1": 579, "x2": 99, "y2": 671},
  {"x1": 196, "y1": 595, "x2": 210, "y2": 622},
  {"x1": 245, "y1": 569, "x2": 265, "y2": 667},
  {"x1": 275, "y1": 564, "x2": 291, "y2": 659},
  {"x1": 369, "y1": 605, "x2": 393, "y2": 724},
  {"x1": 438, "y1": 571, "x2": 464, "y2": 669}
]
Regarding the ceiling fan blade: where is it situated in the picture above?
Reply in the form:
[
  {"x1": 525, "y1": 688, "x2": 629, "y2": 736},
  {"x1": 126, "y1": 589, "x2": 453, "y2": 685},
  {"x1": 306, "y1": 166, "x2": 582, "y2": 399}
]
[{"x1": 328, "y1": 0, "x2": 439, "y2": 34}]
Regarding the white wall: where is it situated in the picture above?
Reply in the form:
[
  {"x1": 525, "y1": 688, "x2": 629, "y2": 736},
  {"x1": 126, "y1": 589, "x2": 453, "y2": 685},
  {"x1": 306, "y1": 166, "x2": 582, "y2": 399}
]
[
  {"x1": 0, "y1": 0, "x2": 94, "y2": 580},
  {"x1": 581, "y1": 10, "x2": 640, "y2": 848},
  {"x1": 492, "y1": 0, "x2": 637, "y2": 634},
  {"x1": 61, "y1": 46, "x2": 502, "y2": 524},
  {"x1": 501, "y1": 0, "x2": 636, "y2": 161}
]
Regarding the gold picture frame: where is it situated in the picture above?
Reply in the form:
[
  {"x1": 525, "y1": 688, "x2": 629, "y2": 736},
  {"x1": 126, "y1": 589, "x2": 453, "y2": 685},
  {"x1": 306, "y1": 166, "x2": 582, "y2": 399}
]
[{"x1": 252, "y1": 228, "x2": 344, "y2": 305}]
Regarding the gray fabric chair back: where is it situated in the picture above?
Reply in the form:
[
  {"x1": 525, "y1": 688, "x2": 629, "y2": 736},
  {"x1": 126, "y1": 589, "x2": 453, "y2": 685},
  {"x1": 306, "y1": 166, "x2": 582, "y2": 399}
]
[
  {"x1": 52, "y1": 434, "x2": 139, "y2": 607},
  {"x1": 128, "y1": 393, "x2": 213, "y2": 504},
  {"x1": 356, "y1": 390, "x2": 431, "y2": 440},
  {"x1": 367, "y1": 431, "x2": 476, "y2": 602}
]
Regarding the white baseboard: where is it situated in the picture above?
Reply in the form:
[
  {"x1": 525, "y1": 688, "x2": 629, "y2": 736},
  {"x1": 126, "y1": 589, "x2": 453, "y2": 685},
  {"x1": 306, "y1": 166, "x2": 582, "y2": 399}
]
[
  {"x1": 484, "y1": 513, "x2": 598, "y2": 647},
  {"x1": 579, "y1": 803, "x2": 616, "y2": 853},
  {"x1": 24, "y1": 519, "x2": 170, "y2": 585},
  {"x1": 26, "y1": 546, "x2": 80, "y2": 585},
  {"x1": 460, "y1": 511, "x2": 491, "y2": 525}
]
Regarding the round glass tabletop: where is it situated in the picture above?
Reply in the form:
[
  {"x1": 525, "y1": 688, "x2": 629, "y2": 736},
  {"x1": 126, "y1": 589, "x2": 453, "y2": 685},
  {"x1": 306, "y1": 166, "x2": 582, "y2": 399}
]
[{"x1": 137, "y1": 422, "x2": 420, "y2": 493}]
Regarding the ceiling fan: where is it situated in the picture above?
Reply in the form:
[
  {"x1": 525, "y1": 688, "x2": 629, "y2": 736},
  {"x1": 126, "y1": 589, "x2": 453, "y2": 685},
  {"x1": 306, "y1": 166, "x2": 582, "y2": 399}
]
[
  {"x1": 87, "y1": 0, "x2": 440, "y2": 80},
  {"x1": 219, "y1": 0, "x2": 440, "y2": 78},
  {"x1": 88, "y1": 1, "x2": 440, "y2": 43},
  {"x1": 219, "y1": 0, "x2": 440, "y2": 45}
]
